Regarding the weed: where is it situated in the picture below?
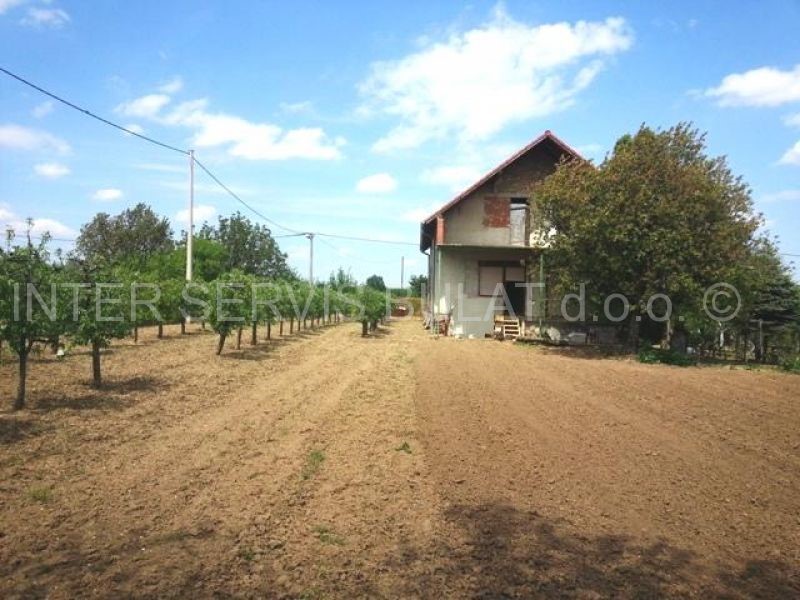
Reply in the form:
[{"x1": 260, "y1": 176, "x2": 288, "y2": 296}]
[
  {"x1": 302, "y1": 449, "x2": 325, "y2": 480},
  {"x1": 314, "y1": 525, "x2": 345, "y2": 546},
  {"x1": 27, "y1": 486, "x2": 52, "y2": 503},
  {"x1": 395, "y1": 441, "x2": 412, "y2": 454},
  {"x1": 780, "y1": 355, "x2": 800, "y2": 373},
  {"x1": 238, "y1": 546, "x2": 254, "y2": 561}
]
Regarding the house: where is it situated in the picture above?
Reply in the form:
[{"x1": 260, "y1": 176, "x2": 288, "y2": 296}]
[{"x1": 419, "y1": 130, "x2": 580, "y2": 339}]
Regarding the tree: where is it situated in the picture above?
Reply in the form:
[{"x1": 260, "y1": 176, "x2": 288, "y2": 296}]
[
  {"x1": 350, "y1": 286, "x2": 387, "y2": 336},
  {"x1": 145, "y1": 238, "x2": 229, "y2": 282},
  {"x1": 207, "y1": 270, "x2": 252, "y2": 354},
  {"x1": 535, "y1": 123, "x2": 760, "y2": 348},
  {"x1": 408, "y1": 274, "x2": 428, "y2": 297},
  {"x1": 65, "y1": 263, "x2": 132, "y2": 387},
  {"x1": 365, "y1": 274, "x2": 386, "y2": 292},
  {"x1": 328, "y1": 267, "x2": 357, "y2": 292},
  {"x1": 0, "y1": 232, "x2": 63, "y2": 409},
  {"x1": 76, "y1": 203, "x2": 173, "y2": 267},
  {"x1": 199, "y1": 212, "x2": 292, "y2": 279}
]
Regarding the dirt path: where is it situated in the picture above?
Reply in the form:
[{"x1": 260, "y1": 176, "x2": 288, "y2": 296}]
[{"x1": 2, "y1": 321, "x2": 799, "y2": 598}]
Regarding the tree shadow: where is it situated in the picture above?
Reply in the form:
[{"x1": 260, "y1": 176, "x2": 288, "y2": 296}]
[
  {"x1": 0, "y1": 415, "x2": 49, "y2": 445},
  {"x1": 388, "y1": 503, "x2": 799, "y2": 598},
  {"x1": 30, "y1": 376, "x2": 164, "y2": 412}
]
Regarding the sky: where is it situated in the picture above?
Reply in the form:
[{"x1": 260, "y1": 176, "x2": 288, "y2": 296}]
[{"x1": 1, "y1": 0, "x2": 799, "y2": 286}]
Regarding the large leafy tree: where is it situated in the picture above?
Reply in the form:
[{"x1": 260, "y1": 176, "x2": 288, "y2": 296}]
[
  {"x1": 408, "y1": 274, "x2": 428, "y2": 297},
  {"x1": 199, "y1": 212, "x2": 292, "y2": 279},
  {"x1": 365, "y1": 274, "x2": 386, "y2": 292},
  {"x1": 535, "y1": 123, "x2": 761, "y2": 347},
  {"x1": 76, "y1": 203, "x2": 173, "y2": 267}
]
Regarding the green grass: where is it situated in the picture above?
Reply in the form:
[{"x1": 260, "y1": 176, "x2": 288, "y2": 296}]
[
  {"x1": 238, "y1": 546, "x2": 254, "y2": 562},
  {"x1": 302, "y1": 449, "x2": 326, "y2": 480},
  {"x1": 27, "y1": 486, "x2": 52, "y2": 504},
  {"x1": 394, "y1": 441, "x2": 412, "y2": 454},
  {"x1": 637, "y1": 347, "x2": 696, "y2": 367},
  {"x1": 314, "y1": 525, "x2": 345, "y2": 546},
  {"x1": 780, "y1": 355, "x2": 800, "y2": 373}
]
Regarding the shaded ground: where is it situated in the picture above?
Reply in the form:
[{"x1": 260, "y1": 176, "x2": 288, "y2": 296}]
[{"x1": 1, "y1": 321, "x2": 798, "y2": 598}]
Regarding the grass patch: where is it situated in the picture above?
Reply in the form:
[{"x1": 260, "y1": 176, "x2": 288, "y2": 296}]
[
  {"x1": 780, "y1": 355, "x2": 800, "y2": 373},
  {"x1": 637, "y1": 347, "x2": 696, "y2": 367},
  {"x1": 238, "y1": 546, "x2": 254, "y2": 561},
  {"x1": 314, "y1": 525, "x2": 345, "y2": 546},
  {"x1": 27, "y1": 486, "x2": 52, "y2": 504},
  {"x1": 395, "y1": 441, "x2": 412, "y2": 454},
  {"x1": 302, "y1": 449, "x2": 325, "y2": 480}
]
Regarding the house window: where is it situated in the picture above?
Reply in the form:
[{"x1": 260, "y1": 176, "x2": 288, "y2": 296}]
[
  {"x1": 478, "y1": 262, "x2": 525, "y2": 296},
  {"x1": 509, "y1": 197, "x2": 528, "y2": 246}
]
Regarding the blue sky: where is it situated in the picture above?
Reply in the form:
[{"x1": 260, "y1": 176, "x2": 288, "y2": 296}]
[{"x1": 1, "y1": 0, "x2": 799, "y2": 285}]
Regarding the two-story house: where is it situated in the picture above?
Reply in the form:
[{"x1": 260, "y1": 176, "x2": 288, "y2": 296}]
[{"x1": 419, "y1": 130, "x2": 580, "y2": 338}]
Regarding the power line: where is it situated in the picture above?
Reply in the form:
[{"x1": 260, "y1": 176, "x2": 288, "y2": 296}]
[
  {"x1": 192, "y1": 158, "x2": 302, "y2": 235},
  {"x1": 0, "y1": 66, "x2": 189, "y2": 156},
  {"x1": 315, "y1": 232, "x2": 417, "y2": 247}
]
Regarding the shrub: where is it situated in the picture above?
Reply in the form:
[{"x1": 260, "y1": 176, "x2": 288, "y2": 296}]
[
  {"x1": 779, "y1": 355, "x2": 800, "y2": 373},
  {"x1": 637, "y1": 347, "x2": 696, "y2": 367}
]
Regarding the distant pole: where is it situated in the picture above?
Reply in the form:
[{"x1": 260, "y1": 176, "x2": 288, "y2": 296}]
[
  {"x1": 306, "y1": 232, "x2": 314, "y2": 285},
  {"x1": 400, "y1": 256, "x2": 405, "y2": 289},
  {"x1": 186, "y1": 149, "x2": 195, "y2": 282}
]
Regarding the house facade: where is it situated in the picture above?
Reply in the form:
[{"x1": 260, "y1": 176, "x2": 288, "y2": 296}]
[{"x1": 420, "y1": 130, "x2": 579, "y2": 338}]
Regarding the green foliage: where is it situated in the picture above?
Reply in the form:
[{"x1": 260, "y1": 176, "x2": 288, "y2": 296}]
[
  {"x1": 408, "y1": 274, "x2": 428, "y2": 297},
  {"x1": 302, "y1": 449, "x2": 325, "y2": 480},
  {"x1": 536, "y1": 123, "x2": 761, "y2": 347},
  {"x1": 365, "y1": 274, "x2": 386, "y2": 292},
  {"x1": 76, "y1": 203, "x2": 173, "y2": 267},
  {"x1": 637, "y1": 347, "x2": 697, "y2": 367},
  {"x1": 199, "y1": 212, "x2": 292, "y2": 279},
  {"x1": 779, "y1": 355, "x2": 800, "y2": 373}
]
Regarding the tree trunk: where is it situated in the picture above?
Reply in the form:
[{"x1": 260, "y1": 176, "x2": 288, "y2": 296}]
[
  {"x1": 251, "y1": 322, "x2": 257, "y2": 345},
  {"x1": 362, "y1": 321, "x2": 369, "y2": 337},
  {"x1": 91, "y1": 340, "x2": 102, "y2": 388},
  {"x1": 14, "y1": 350, "x2": 27, "y2": 410},
  {"x1": 267, "y1": 321, "x2": 271, "y2": 340},
  {"x1": 216, "y1": 333, "x2": 227, "y2": 355},
  {"x1": 236, "y1": 328, "x2": 243, "y2": 349},
  {"x1": 627, "y1": 309, "x2": 640, "y2": 351},
  {"x1": 180, "y1": 317, "x2": 186, "y2": 335},
  {"x1": 134, "y1": 325, "x2": 139, "y2": 344},
  {"x1": 158, "y1": 323, "x2": 164, "y2": 339},
  {"x1": 279, "y1": 320, "x2": 284, "y2": 336},
  {"x1": 290, "y1": 318, "x2": 294, "y2": 334}
]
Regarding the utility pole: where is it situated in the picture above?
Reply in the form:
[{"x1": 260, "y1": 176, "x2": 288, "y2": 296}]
[
  {"x1": 306, "y1": 232, "x2": 314, "y2": 285},
  {"x1": 186, "y1": 149, "x2": 195, "y2": 282},
  {"x1": 400, "y1": 256, "x2": 405, "y2": 289}
]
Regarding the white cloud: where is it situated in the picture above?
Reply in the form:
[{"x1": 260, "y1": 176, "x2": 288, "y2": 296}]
[
  {"x1": 32, "y1": 101, "x2": 54, "y2": 119},
  {"x1": 175, "y1": 203, "x2": 216, "y2": 226},
  {"x1": 92, "y1": 188, "x2": 123, "y2": 202},
  {"x1": 0, "y1": 124, "x2": 70, "y2": 153},
  {"x1": 158, "y1": 77, "x2": 183, "y2": 94},
  {"x1": 163, "y1": 99, "x2": 344, "y2": 160},
  {"x1": 21, "y1": 7, "x2": 70, "y2": 28},
  {"x1": 705, "y1": 64, "x2": 800, "y2": 107},
  {"x1": 356, "y1": 173, "x2": 398, "y2": 194},
  {"x1": 759, "y1": 189, "x2": 800, "y2": 203},
  {"x1": 115, "y1": 94, "x2": 171, "y2": 119},
  {"x1": 360, "y1": 9, "x2": 632, "y2": 152},
  {"x1": 0, "y1": 0, "x2": 23, "y2": 14},
  {"x1": 421, "y1": 165, "x2": 483, "y2": 191},
  {"x1": 778, "y1": 141, "x2": 800, "y2": 166},
  {"x1": 279, "y1": 100, "x2": 314, "y2": 115},
  {"x1": 34, "y1": 162, "x2": 70, "y2": 178},
  {"x1": 124, "y1": 123, "x2": 145, "y2": 135},
  {"x1": 0, "y1": 203, "x2": 76, "y2": 239},
  {"x1": 784, "y1": 113, "x2": 800, "y2": 128}
]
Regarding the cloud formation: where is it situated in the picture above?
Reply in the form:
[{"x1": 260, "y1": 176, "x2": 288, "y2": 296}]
[
  {"x1": 92, "y1": 188, "x2": 123, "y2": 202},
  {"x1": 34, "y1": 162, "x2": 70, "y2": 178},
  {"x1": 0, "y1": 203, "x2": 76, "y2": 239},
  {"x1": 360, "y1": 9, "x2": 632, "y2": 152},
  {"x1": 21, "y1": 6, "x2": 70, "y2": 28},
  {"x1": 0, "y1": 124, "x2": 70, "y2": 153},
  {"x1": 705, "y1": 64, "x2": 800, "y2": 107},
  {"x1": 175, "y1": 203, "x2": 216, "y2": 226},
  {"x1": 355, "y1": 173, "x2": 398, "y2": 194}
]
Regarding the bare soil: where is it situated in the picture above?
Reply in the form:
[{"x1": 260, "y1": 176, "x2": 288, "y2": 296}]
[{"x1": 1, "y1": 321, "x2": 798, "y2": 598}]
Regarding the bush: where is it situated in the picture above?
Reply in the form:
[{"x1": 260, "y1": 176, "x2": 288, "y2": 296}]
[
  {"x1": 637, "y1": 347, "x2": 696, "y2": 367},
  {"x1": 779, "y1": 355, "x2": 800, "y2": 373}
]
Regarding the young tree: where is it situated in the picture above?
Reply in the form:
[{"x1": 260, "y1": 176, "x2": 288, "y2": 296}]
[
  {"x1": 66, "y1": 263, "x2": 132, "y2": 387},
  {"x1": 408, "y1": 274, "x2": 428, "y2": 297},
  {"x1": 536, "y1": 123, "x2": 760, "y2": 348},
  {"x1": 0, "y1": 232, "x2": 63, "y2": 409},
  {"x1": 208, "y1": 270, "x2": 251, "y2": 354}
]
